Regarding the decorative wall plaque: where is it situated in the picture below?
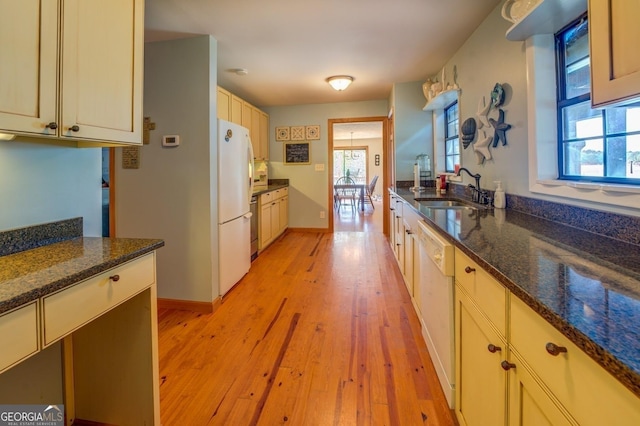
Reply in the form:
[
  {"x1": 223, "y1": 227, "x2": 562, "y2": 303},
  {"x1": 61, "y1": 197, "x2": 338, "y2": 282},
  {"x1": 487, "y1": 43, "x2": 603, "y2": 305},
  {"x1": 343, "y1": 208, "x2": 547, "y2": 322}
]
[
  {"x1": 305, "y1": 125, "x2": 320, "y2": 140},
  {"x1": 275, "y1": 126, "x2": 290, "y2": 141},
  {"x1": 122, "y1": 146, "x2": 140, "y2": 169},
  {"x1": 290, "y1": 126, "x2": 305, "y2": 141}
]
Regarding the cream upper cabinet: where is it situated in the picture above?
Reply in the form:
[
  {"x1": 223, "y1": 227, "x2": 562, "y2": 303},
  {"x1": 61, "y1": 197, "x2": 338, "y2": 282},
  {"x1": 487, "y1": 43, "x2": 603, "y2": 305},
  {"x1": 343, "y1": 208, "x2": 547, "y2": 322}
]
[
  {"x1": 60, "y1": 0, "x2": 143, "y2": 144},
  {"x1": 242, "y1": 101, "x2": 252, "y2": 133},
  {"x1": 216, "y1": 87, "x2": 269, "y2": 159},
  {"x1": 230, "y1": 95, "x2": 243, "y2": 125},
  {"x1": 217, "y1": 87, "x2": 231, "y2": 121},
  {"x1": 589, "y1": 0, "x2": 640, "y2": 106},
  {"x1": 0, "y1": 0, "x2": 58, "y2": 137},
  {"x1": 0, "y1": 0, "x2": 144, "y2": 145},
  {"x1": 259, "y1": 110, "x2": 269, "y2": 160}
]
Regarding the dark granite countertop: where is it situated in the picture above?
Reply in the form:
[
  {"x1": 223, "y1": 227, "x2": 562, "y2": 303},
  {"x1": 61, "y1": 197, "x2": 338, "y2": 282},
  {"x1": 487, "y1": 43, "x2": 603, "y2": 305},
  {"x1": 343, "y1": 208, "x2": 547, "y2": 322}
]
[
  {"x1": 392, "y1": 188, "x2": 640, "y2": 397},
  {"x1": 0, "y1": 237, "x2": 164, "y2": 315},
  {"x1": 252, "y1": 183, "x2": 288, "y2": 196}
]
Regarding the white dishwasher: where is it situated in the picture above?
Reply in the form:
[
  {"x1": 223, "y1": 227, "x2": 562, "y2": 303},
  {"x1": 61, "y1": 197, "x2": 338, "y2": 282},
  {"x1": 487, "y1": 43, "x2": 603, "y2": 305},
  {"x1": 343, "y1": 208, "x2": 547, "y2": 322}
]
[{"x1": 416, "y1": 219, "x2": 455, "y2": 408}]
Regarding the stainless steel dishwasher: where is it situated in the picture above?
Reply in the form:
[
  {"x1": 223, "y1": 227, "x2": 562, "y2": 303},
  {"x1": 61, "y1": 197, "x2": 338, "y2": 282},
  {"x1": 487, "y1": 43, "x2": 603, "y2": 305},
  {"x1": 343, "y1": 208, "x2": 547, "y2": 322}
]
[{"x1": 250, "y1": 196, "x2": 258, "y2": 261}]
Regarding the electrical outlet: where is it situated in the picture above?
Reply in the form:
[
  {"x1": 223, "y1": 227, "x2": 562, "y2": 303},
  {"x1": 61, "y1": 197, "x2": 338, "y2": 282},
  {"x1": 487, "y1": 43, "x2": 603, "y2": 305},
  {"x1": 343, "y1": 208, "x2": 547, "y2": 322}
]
[{"x1": 320, "y1": 211, "x2": 325, "y2": 219}]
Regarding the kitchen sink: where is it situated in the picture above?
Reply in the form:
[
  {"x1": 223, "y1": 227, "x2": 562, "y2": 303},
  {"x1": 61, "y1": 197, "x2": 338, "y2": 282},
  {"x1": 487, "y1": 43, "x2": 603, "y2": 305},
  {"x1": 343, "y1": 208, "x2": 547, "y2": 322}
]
[{"x1": 416, "y1": 198, "x2": 482, "y2": 210}]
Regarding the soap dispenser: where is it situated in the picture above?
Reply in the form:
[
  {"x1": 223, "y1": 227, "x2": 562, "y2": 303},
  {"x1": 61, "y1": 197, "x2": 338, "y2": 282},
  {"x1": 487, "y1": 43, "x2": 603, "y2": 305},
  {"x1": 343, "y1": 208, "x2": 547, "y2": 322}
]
[{"x1": 493, "y1": 181, "x2": 505, "y2": 209}]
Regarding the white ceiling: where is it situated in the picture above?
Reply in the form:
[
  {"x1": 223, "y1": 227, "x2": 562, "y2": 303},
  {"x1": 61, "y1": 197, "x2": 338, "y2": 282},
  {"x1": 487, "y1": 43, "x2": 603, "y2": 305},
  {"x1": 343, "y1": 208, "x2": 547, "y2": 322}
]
[
  {"x1": 144, "y1": 0, "x2": 501, "y2": 107},
  {"x1": 333, "y1": 122, "x2": 383, "y2": 140}
]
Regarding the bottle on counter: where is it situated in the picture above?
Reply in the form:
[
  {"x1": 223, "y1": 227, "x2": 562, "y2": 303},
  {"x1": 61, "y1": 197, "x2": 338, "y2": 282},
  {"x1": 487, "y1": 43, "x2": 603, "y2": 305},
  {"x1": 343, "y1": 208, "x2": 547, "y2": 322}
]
[{"x1": 494, "y1": 181, "x2": 505, "y2": 208}]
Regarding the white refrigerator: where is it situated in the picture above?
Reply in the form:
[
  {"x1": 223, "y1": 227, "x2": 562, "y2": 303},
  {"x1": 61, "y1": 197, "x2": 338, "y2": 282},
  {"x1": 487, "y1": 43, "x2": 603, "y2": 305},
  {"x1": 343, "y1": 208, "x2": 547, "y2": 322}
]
[{"x1": 218, "y1": 119, "x2": 254, "y2": 296}]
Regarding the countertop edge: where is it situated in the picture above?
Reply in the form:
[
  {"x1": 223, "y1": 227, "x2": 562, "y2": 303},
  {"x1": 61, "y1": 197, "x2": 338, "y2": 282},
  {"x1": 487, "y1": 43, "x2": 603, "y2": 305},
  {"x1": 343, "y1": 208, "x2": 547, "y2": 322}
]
[
  {"x1": 252, "y1": 183, "x2": 289, "y2": 196},
  {"x1": 390, "y1": 188, "x2": 640, "y2": 398},
  {"x1": 0, "y1": 239, "x2": 164, "y2": 315}
]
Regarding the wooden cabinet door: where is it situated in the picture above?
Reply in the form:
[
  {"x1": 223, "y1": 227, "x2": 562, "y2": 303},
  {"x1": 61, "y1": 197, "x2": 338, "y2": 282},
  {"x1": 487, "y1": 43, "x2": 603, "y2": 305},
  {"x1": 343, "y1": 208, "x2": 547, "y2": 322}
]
[
  {"x1": 260, "y1": 203, "x2": 272, "y2": 248},
  {"x1": 507, "y1": 352, "x2": 575, "y2": 426},
  {"x1": 217, "y1": 87, "x2": 231, "y2": 121},
  {"x1": 269, "y1": 200, "x2": 280, "y2": 240},
  {"x1": 0, "y1": 0, "x2": 57, "y2": 136},
  {"x1": 259, "y1": 110, "x2": 269, "y2": 160},
  {"x1": 455, "y1": 288, "x2": 507, "y2": 426},
  {"x1": 60, "y1": 0, "x2": 143, "y2": 144},
  {"x1": 402, "y1": 222, "x2": 414, "y2": 296},
  {"x1": 242, "y1": 101, "x2": 252, "y2": 136},
  {"x1": 590, "y1": 0, "x2": 640, "y2": 106},
  {"x1": 230, "y1": 95, "x2": 243, "y2": 125},
  {"x1": 278, "y1": 196, "x2": 288, "y2": 233},
  {"x1": 388, "y1": 194, "x2": 397, "y2": 249}
]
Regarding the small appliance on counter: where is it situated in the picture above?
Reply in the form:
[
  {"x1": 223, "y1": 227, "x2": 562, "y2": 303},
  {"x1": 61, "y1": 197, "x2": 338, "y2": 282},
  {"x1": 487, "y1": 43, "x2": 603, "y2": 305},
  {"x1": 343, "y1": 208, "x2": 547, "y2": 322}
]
[{"x1": 254, "y1": 160, "x2": 268, "y2": 188}]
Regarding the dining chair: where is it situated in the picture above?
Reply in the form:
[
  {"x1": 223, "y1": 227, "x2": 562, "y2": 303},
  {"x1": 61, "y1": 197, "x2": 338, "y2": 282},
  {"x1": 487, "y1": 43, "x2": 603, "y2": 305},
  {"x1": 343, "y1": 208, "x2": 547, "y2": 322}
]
[
  {"x1": 359, "y1": 175, "x2": 379, "y2": 210},
  {"x1": 334, "y1": 176, "x2": 358, "y2": 211}
]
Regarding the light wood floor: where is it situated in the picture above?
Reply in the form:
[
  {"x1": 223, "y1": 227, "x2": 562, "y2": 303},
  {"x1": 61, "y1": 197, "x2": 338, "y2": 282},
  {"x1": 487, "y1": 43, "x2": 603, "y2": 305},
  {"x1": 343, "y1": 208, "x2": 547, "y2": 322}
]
[{"x1": 157, "y1": 201, "x2": 456, "y2": 425}]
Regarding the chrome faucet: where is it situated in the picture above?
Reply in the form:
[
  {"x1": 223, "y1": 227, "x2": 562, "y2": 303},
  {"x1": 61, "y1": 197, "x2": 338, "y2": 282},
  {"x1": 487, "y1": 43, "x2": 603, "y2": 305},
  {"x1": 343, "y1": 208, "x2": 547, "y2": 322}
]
[{"x1": 455, "y1": 167, "x2": 488, "y2": 204}]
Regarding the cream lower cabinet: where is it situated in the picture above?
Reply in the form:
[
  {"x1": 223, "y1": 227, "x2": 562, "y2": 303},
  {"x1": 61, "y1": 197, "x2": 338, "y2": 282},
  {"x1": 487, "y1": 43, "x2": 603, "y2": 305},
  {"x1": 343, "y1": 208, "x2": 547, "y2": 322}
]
[
  {"x1": 0, "y1": 0, "x2": 144, "y2": 145},
  {"x1": 510, "y1": 296, "x2": 640, "y2": 426},
  {"x1": 392, "y1": 197, "x2": 404, "y2": 266},
  {"x1": 259, "y1": 188, "x2": 288, "y2": 250},
  {"x1": 455, "y1": 248, "x2": 508, "y2": 426},
  {"x1": 0, "y1": 302, "x2": 39, "y2": 374},
  {"x1": 455, "y1": 248, "x2": 640, "y2": 426},
  {"x1": 388, "y1": 192, "x2": 397, "y2": 251},
  {"x1": 401, "y1": 204, "x2": 420, "y2": 298},
  {"x1": 0, "y1": 252, "x2": 160, "y2": 425},
  {"x1": 455, "y1": 288, "x2": 507, "y2": 426}
]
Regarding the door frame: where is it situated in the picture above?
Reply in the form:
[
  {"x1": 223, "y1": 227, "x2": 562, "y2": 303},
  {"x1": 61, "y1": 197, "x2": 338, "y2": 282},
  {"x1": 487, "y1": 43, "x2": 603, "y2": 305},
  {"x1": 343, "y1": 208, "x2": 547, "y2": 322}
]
[{"x1": 328, "y1": 116, "x2": 389, "y2": 234}]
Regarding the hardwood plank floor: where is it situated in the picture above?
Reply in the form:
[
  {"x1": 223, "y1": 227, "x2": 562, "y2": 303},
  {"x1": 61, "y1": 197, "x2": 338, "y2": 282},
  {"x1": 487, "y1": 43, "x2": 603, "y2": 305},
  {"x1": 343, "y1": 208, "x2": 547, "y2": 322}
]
[{"x1": 158, "y1": 201, "x2": 456, "y2": 425}]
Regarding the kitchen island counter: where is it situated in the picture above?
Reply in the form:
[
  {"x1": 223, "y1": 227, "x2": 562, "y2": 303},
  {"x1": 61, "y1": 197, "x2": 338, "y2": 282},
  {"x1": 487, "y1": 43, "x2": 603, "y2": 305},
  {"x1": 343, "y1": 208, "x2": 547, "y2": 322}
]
[{"x1": 392, "y1": 187, "x2": 640, "y2": 398}]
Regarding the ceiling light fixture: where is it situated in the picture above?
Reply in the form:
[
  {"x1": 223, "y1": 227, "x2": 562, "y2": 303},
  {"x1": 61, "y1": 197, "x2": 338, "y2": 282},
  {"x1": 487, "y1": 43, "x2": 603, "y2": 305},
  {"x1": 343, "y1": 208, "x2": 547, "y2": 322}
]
[{"x1": 327, "y1": 75, "x2": 353, "y2": 91}]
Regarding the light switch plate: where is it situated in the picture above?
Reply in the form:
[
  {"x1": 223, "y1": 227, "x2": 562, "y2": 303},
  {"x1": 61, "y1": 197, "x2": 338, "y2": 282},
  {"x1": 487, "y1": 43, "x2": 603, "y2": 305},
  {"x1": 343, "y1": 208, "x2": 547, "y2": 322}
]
[{"x1": 314, "y1": 163, "x2": 325, "y2": 171}]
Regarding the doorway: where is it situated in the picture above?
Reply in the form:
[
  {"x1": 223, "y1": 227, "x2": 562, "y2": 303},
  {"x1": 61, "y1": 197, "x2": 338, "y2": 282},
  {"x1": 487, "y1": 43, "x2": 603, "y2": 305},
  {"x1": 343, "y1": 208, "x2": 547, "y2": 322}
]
[{"x1": 328, "y1": 117, "x2": 389, "y2": 233}]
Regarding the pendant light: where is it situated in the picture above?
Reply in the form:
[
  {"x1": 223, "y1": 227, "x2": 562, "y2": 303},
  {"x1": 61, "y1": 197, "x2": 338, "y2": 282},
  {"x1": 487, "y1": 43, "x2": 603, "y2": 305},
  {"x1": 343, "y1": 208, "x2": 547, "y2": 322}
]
[{"x1": 346, "y1": 132, "x2": 360, "y2": 160}]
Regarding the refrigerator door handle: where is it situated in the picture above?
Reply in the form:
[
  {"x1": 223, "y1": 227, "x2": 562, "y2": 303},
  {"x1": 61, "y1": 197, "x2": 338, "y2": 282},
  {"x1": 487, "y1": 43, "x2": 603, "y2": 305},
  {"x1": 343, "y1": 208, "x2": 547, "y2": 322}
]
[
  {"x1": 243, "y1": 212, "x2": 253, "y2": 219},
  {"x1": 247, "y1": 136, "x2": 255, "y2": 202}
]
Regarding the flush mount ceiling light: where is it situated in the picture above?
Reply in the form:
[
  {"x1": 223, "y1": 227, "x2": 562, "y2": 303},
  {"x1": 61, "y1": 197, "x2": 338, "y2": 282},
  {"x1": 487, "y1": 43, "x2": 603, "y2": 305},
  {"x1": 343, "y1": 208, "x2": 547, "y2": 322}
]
[{"x1": 326, "y1": 75, "x2": 353, "y2": 91}]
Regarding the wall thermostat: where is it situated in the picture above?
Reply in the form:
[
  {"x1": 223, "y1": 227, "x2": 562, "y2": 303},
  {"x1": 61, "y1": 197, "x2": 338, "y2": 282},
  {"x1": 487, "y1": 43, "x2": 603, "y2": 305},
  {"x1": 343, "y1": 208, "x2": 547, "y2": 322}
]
[{"x1": 162, "y1": 135, "x2": 180, "y2": 147}]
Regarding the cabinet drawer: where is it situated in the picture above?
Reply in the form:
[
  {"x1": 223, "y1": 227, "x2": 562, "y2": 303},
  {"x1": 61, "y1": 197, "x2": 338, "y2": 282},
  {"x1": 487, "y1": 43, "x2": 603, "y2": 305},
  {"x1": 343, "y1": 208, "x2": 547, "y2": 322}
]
[
  {"x1": 0, "y1": 302, "x2": 39, "y2": 373},
  {"x1": 260, "y1": 192, "x2": 273, "y2": 205},
  {"x1": 43, "y1": 253, "x2": 155, "y2": 346},
  {"x1": 510, "y1": 296, "x2": 640, "y2": 426},
  {"x1": 454, "y1": 249, "x2": 506, "y2": 336},
  {"x1": 277, "y1": 187, "x2": 288, "y2": 198}
]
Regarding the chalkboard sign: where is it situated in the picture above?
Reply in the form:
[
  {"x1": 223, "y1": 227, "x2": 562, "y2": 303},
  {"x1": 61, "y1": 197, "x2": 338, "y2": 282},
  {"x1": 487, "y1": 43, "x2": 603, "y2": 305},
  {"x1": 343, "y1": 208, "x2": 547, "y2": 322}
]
[{"x1": 284, "y1": 142, "x2": 311, "y2": 165}]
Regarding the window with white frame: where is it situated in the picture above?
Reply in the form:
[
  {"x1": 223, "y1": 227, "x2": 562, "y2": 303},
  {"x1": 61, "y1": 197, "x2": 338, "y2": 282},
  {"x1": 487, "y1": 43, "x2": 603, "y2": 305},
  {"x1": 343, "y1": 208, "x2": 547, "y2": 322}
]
[
  {"x1": 556, "y1": 15, "x2": 640, "y2": 185},
  {"x1": 444, "y1": 101, "x2": 460, "y2": 172}
]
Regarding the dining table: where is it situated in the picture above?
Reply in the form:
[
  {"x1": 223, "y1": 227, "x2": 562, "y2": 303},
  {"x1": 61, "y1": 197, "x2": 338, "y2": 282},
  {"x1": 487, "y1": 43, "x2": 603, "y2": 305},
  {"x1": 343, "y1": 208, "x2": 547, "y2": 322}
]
[{"x1": 334, "y1": 183, "x2": 366, "y2": 211}]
